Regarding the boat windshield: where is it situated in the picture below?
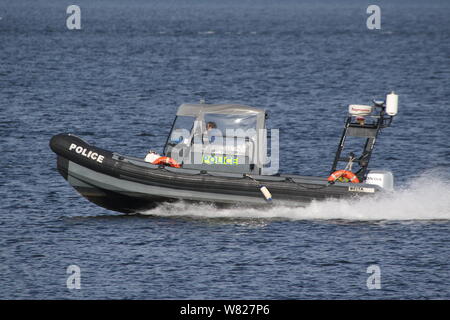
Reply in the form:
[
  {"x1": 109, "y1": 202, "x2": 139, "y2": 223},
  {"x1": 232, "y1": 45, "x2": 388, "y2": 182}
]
[
  {"x1": 203, "y1": 113, "x2": 257, "y2": 137},
  {"x1": 168, "y1": 115, "x2": 195, "y2": 145},
  {"x1": 164, "y1": 104, "x2": 268, "y2": 174}
]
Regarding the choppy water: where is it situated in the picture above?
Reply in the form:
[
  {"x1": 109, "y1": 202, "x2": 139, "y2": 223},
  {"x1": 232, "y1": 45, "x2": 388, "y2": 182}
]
[{"x1": 1, "y1": 0, "x2": 449, "y2": 299}]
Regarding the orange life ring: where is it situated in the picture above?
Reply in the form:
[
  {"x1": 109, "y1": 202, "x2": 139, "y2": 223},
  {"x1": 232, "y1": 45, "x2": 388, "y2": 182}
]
[
  {"x1": 327, "y1": 170, "x2": 360, "y2": 183},
  {"x1": 152, "y1": 156, "x2": 181, "y2": 168}
]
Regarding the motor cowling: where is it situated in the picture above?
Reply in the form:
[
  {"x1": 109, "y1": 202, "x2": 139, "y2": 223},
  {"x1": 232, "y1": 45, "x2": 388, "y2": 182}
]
[{"x1": 365, "y1": 170, "x2": 394, "y2": 191}]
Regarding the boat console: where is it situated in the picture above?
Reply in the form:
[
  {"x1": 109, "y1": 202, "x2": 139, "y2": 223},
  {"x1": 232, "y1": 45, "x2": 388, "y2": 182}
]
[{"x1": 164, "y1": 103, "x2": 269, "y2": 175}]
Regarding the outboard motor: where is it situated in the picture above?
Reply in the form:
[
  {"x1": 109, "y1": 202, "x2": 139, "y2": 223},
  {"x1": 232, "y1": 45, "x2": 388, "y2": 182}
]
[{"x1": 365, "y1": 170, "x2": 394, "y2": 191}]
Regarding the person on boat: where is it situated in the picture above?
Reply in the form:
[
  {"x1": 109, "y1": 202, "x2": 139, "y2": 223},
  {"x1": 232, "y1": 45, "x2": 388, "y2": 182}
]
[
  {"x1": 205, "y1": 121, "x2": 217, "y2": 143},
  {"x1": 206, "y1": 121, "x2": 217, "y2": 131}
]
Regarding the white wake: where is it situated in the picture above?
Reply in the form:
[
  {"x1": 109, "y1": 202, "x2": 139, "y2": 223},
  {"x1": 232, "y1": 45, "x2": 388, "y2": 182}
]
[{"x1": 140, "y1": 170, "x2": 450, "y2": 221}]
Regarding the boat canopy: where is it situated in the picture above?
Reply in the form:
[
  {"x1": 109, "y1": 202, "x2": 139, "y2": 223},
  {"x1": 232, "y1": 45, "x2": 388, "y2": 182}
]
[
  {"x1": 176, "y1": 103, "x2": 265, "y2": 117},
  {"x1": 164, "y1": 103, "x2": 271, "y2": 175}
]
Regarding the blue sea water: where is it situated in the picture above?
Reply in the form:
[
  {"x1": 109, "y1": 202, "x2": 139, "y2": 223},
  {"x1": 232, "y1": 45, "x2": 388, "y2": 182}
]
[{"x1": 0, "y1": 0, "x2": 449, "y2": 299}]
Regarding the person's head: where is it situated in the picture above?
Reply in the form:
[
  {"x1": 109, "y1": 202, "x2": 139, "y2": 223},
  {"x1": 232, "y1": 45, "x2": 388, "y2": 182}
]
[{"x1": 206, "y1": 121, "x2": 217, "y2": 131}]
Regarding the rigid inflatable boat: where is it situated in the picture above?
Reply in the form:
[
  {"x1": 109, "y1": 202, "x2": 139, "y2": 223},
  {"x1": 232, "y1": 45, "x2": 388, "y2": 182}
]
[{"x1": 50, "y1": 93, "x2": 399, "y2": 213}]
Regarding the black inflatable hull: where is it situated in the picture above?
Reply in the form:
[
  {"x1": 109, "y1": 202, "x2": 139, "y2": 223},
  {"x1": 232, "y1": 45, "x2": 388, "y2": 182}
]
[{"x1": 49, "y1": 133, "x2": 381, "y2": 213}]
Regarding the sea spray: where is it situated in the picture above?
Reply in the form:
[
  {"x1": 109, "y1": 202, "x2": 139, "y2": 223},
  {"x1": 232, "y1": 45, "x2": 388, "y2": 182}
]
[{"x1": 140, "y1": 171, "x2": 450, "y2": 221}]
